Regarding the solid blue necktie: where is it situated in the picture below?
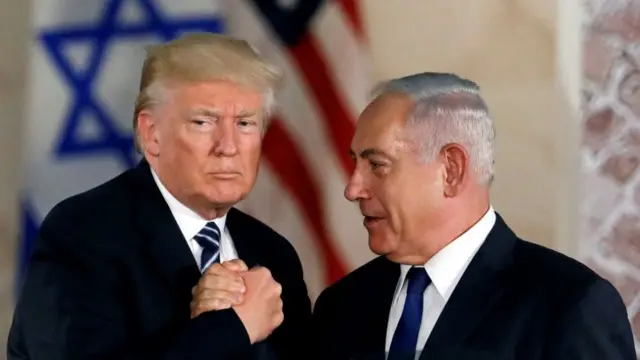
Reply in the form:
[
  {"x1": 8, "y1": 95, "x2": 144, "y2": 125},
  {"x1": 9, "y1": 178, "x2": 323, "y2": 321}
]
[
  {"x1": 193, "y1": 221, "x2": 221, "y2": 272},
  {"x1": 388, "y1": 267, "x2": 431, "y2": 360}
]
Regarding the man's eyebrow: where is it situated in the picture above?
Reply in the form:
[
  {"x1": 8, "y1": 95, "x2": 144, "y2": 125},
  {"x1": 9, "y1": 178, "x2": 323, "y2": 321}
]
[
  {"x1": 360, "y1": 148, "x2": 391, "y2": 159},
  {"x1": 190, "y1": 108, "x2": 220, "y2": 117},
  {"x1": 189, "y1": 108, "x2": 257, "y2": 117},
  {"x1": 234, "y1": 110, "x2": 257, "y2": 117},
  {"x1": 349, "y1": 148, "x2": 391, "y2": 159}
]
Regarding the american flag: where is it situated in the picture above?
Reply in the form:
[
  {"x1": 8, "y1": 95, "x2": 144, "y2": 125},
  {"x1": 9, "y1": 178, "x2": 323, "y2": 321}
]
[
  {"x1": 20, "y1": 0, "x2": 373, "y2": 301},
  {"x1": 228, "y1": 0, "x2": 375, "y2": 299}
]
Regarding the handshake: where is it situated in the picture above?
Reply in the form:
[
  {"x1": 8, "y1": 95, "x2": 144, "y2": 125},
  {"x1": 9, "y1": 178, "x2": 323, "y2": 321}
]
[{"x1": 190, "y1": 260, "x2": 284, "y2": 344}]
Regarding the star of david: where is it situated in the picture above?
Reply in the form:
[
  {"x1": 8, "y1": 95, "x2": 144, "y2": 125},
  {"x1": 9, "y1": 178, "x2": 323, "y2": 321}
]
[{"x1": 39, "y1": 0, "x2": 224, "y2": 168}]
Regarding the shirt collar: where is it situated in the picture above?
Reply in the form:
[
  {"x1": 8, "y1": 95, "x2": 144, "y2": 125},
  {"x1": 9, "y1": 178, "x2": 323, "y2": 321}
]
[
  {"x1": 393, "y1": 206, "x2": 496, "y2": 304},
  {"x1": 151, "y1": 168, "x2": 227, "y2": 241}
]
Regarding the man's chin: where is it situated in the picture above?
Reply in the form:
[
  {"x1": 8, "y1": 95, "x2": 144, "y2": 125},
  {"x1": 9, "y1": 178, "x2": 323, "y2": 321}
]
[
  {"x1": 196, "y1": 194, "x2": 244, "y2": 215},
  {"x1": 368, "y1": 236, "x2": 394, "y2": 256},
  {"x1": 205, "y1": 195, "x2": 244, "y2": 208},
  {"x1": 204, "y1": 186, "x2": 248, "y2": 203}
]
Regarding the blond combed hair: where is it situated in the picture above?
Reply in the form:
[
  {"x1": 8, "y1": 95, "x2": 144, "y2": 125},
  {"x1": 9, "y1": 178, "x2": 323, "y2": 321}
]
[{"x1": 132, "y1": 32, "x2": 283, "y2": 150}]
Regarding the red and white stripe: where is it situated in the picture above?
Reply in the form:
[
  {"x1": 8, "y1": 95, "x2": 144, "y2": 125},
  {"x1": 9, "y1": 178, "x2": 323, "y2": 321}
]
[{"x1": 226, "y1": 0, "x2": 375, "y2": 300}]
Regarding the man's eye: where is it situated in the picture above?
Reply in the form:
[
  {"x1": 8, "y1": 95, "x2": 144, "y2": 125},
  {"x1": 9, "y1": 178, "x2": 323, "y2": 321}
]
[
  {"x1": 238, "y1": 119, "x2": 256, "y2": 127},
  {"x1": 370, "y1": 162, "x2": 383, "y2": 170},
  {"x1": 191, "y1": 120, "x2": 207, "y2": 126}
]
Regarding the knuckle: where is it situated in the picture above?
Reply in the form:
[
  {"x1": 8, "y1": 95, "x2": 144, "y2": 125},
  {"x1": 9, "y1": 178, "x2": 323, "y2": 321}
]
[
  {"x1": 206, "y1": 263, "x2": 222, "y2": 275},
  {"x1": 275, "y1": 311, "x2": 284, "y2": 325},
  {"x1": 215, "y1": 290, "x2": 232, "y2": 301},
  {"x1": 209, "y1": 276, "x2": 224, "y2": 288},
  {"x1": 211, "y1": 276, "x2": 222, "y2": 285},
  {"x1": 201, "y1": 276, "x2": 215, "y2": 288},
  {"x1": 197, "y1": 303, "x2": 212, "y2": 314},
  {"x1": 215, "y1": 299, "x2": 230, "y2": 309},
  {"x1": 269, "y1": 282, "x2": 282, "y2": 296},
  {"x1": 259, "y1": 267, "x2": 272, "y2": 277},
  {"x1": 201, "y1": 289, "x2": 216, "y2": 299},
  {"x1": 231, "y1": 259, "x2": 244, "y2": 266},
  {"x1": 194, "y1": 281, "x2": 204, "y2": 292}
]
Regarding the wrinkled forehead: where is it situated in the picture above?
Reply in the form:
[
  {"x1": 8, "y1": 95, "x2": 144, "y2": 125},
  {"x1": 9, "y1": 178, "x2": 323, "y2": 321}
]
[
  {"x1": 351, "y1": 93, "x2": 413, "y2": 153},
  {"x1": 167, "y1": 81, "x2": 265, "y2": 113}
]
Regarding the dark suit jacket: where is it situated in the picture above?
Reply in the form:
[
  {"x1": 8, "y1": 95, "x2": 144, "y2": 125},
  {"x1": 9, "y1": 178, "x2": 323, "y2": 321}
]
[
  {"x1": 7, "y1": 160, "x2": 312, "y2": 360},
  {"x1": 311, "y1": 214, "x2": 635, "y2": 360}
]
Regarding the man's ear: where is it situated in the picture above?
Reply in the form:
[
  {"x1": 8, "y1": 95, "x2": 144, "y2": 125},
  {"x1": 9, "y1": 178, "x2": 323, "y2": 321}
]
[
  {"x1": 136, "y1": 110, "x2": 160, "y2": 157},
  {"x1": 439, "y1": 143, "x2": 469, "y2": 197}
]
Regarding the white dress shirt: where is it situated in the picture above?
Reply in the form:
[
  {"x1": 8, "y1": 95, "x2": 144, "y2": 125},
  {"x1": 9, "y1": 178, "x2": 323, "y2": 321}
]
[
  {"x1": 151, "y1": 169, "x2": 238, "y2": 269},
  {"x1": 385, "y1": 206, "x2": 496, "y2": 357}
]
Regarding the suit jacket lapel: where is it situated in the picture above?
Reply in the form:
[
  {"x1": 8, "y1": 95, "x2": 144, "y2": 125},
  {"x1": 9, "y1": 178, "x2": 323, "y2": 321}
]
[
  {"x1": 131, "y1": 160, "x2": 201, "y2": 304},
  {"x1": 225, "y1": 208, "x2": 290, "y2": 358},
  {"x1": 225, "y1": 208, "x2": 260, "y2": 269},
  {"x1": 421, "y1": 214, "x2": 516, "y2": 357},
  {"x1": 357, "y1": 257, "x2": 400, "y2": 359}
]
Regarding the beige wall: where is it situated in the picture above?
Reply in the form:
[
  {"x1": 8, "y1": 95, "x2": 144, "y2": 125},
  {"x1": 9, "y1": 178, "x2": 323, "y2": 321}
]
[
  {"x1": 361, "y1": 0, "x2": 580, "y2": 253},
  {"x1": 0, "y1": 0, "x2": 30, "y2": 354}
]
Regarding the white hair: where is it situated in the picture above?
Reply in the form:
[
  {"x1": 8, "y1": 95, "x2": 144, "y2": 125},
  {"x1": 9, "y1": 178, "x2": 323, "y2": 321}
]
[{"x1": 371, "y1": 72, "x2": 495, "y2": 185}]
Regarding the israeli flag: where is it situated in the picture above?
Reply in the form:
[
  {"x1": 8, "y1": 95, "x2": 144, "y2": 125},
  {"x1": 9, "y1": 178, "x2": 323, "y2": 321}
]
[{"x1": 19, "y1": 0, "x2": 224, "y2": 287}]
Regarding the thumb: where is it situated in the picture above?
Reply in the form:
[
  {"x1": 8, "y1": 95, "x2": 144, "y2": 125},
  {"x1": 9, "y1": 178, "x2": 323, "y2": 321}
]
[{"x1": 222, "y1": 259, "x2": 249, "y2": 272}]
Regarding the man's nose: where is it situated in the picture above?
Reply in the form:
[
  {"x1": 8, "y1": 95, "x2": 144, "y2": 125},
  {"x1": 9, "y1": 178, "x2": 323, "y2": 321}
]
[
  {"x1": 344, "y1": 170, "x2": 368, "y2": 202},
  {"x1": 213, "y1": 119, "x2": 239, "y2": 157}
]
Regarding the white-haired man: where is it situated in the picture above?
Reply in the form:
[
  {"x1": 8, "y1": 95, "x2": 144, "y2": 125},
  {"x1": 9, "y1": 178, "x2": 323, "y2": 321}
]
[
  {"x1": 8, "y1": 33, "x2": 311, "y2": 360},
  {"x1": 309, "y1": 72, "x2": 635, "y2": 360}
]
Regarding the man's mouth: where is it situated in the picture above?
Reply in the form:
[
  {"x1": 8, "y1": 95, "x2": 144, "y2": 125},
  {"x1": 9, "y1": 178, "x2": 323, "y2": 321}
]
[{"x1": 209, "y1": 172, "x2": 241, "y2": 179}]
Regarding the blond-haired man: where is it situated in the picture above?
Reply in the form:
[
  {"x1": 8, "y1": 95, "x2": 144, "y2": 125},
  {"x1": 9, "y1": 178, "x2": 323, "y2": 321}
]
[{"x1": 8, "y1": 33, "x2": 312, "y2": 360}]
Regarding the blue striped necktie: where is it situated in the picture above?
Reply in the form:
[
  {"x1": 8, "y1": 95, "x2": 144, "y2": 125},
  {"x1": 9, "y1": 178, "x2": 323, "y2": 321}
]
[
  {"x1": 388, "y1": 267, "x2": 431, "y2": 360},
  {"x1": 194, "y1": 221, "x2": 221, "y2": 272}
]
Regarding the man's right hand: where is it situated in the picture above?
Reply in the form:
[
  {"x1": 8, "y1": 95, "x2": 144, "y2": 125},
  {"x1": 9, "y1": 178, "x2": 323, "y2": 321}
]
[
  {"x1": 191, "y1": 260, "x2": 248, "y2": 318},
  {"x1": 233, "y1": 266, "x2": 284, "y2": 344}
]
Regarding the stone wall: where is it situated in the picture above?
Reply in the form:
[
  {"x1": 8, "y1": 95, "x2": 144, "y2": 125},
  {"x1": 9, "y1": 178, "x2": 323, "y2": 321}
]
[{"x1": 581, "y1": 0, "x2": 640, "y2": 351}]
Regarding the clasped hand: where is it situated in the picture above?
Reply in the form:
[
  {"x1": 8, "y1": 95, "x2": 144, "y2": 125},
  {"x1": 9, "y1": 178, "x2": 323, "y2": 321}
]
[{"x1": 190, "y1": 260, "x2": 284, "y2": 343}]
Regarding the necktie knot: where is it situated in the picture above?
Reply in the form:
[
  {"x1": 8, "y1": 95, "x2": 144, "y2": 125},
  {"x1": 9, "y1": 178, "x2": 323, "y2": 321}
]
[
  {"x1": 406, "y1": 267, "x2": 430, "y2": 295},
  {"x1": 194, "y1": 222, "x2": 220, "y2": 250},
  {"x1": 194, "y1": 222, "x2": 221, "y2": 271}
]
